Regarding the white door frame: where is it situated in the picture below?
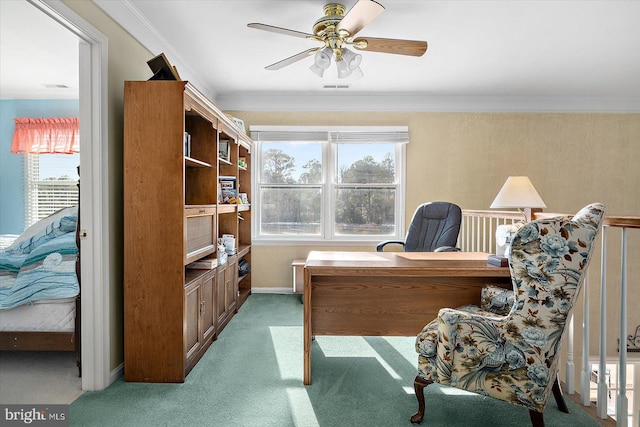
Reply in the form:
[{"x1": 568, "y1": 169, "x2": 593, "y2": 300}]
[{"x1": 30, "y1": 0, "x2": 111, "y2": 391}]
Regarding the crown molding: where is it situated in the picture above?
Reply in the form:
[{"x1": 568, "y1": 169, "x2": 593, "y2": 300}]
[
  {"x1": 93, "y1": 0, "x2": 218, "y2": 101},
  {"x1": 217, "y1": 92, "x2": 640, "y2": 113}
]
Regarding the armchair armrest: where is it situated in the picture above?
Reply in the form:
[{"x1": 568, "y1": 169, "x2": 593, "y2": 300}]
[
  {"x1": 435, "y1": 307, "x2": 552, "y2": 412},
  {"x1": 376, "y1": 240, "x2": 405, "y2": 252},
  {"x1": 436, "y1": 307, "x2": 509, "y2": 386}
]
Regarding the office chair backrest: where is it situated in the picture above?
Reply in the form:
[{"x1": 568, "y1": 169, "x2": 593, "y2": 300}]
[{"x1": 404, "y1": 202, "x2": 462, "y2": 252}]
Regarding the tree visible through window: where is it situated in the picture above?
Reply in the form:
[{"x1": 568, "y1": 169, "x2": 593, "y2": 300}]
[
  {"x1": 260, "y1": 142, "x2": 323, "y2": 235},
  {"x1": 252, "y1": 127, "x2": 407, "y2": 242}
]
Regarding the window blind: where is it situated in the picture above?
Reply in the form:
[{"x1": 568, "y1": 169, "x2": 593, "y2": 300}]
[
  {"x1": 251, "y1": 126, "x2": 409, "y2": 144},
  {"x1": 24, "y1": 154, "x2": 79, "y2": 227}
]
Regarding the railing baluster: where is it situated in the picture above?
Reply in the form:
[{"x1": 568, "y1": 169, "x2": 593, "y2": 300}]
[
  {"x1": 482, "y1": 217, "x2": 486, "y2": 252},
  {"x1": 471, "y1": 216, "x2": 475, "y2": 251},
  {"x1": 477, "y1": 216, "x2": 481, "y2": 252},
  {"x1": 598, "y1": 227, "x2": 608, "y2": 418},
  {"x1": 566, "y1": 313, "x2": 575, "y2": 394},
  {"x1": 489, "y1": 218, "x2": 494, "y2": 255},
  {"x1": 617, "y1": 228, "x2": 628, "y2": 427},
  {"x1": 581, "y1": 274, "x2": 591, "y2": 406}
]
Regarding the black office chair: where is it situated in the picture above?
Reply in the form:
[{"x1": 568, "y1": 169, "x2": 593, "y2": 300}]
[{"x1": 376, "y1": 202, "x2": 462, "y2": 252}]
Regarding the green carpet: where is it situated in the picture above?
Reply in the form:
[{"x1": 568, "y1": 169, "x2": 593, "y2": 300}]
[{"x1": 70, "y1": 294, "x2": 598, "y2": 426}]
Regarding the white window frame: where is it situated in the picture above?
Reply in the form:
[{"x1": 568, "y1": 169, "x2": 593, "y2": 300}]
[
  {"x1": 23, "y1": 153, "x2": 79, "y2": 228},
  {"x1": 251, "y1": 125, "x2": 407, "y2": 245}
]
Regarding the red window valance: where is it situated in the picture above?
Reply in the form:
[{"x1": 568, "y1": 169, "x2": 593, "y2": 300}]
[{"x1": 11, "y1": 117, "x2": 79, "y2": 154}]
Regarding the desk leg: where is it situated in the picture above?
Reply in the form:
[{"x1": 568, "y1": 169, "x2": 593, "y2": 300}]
[{"x1": 303, "y1": 267, "x2": 311, "y2": 385}]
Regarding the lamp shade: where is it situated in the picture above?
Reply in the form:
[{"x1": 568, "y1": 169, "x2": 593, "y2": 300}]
[{"x1": 490, "y1": 176, "x2": 547, "y2": 209}]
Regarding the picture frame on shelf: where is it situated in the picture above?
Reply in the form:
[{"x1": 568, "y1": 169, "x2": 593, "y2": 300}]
[
  {"x1": 184, "y1": 132, "x2": 191, "y2": 157},
  {"x1": 232, "y1": 118, "x2": 246, "y2": 135},
  {"x1": 219, "y1": 140, "x2": 230, "y2": 162}
]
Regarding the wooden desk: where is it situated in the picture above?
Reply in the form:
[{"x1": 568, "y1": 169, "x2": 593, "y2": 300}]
[{"x1": 303, "y1": 251, "x2": 511, "y2": 385}]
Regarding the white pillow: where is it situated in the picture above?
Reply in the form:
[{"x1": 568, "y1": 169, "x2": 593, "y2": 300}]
[{"x1": 6, "y1": 206, "x2": 78, "y2": 253}]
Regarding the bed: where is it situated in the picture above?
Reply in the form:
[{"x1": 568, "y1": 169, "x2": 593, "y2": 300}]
[{"x1": 0, "y1": 205, "x2": 81, "y2": 371}]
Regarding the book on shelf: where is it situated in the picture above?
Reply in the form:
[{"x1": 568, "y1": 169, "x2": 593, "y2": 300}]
[
  {"x1": 187, "y1": 256, "x2": 217, "y2": 270},
  {"x1": 219, "y1": 176, "x2": 237, "y2": 203}
]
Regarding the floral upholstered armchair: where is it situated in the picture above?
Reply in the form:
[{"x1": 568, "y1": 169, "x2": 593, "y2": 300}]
[{"x1": 411, "y1": 203, "x2": 606, "y2": 427}]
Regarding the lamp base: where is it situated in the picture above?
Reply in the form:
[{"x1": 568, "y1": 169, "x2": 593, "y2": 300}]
[{"x1": 487, "y1": 254, "x2": 509, "y2": 267}]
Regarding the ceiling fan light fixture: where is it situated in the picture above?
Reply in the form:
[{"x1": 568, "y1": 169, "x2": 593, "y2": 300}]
[
  {"x1": 314, "y1": 47, "x2": 333, "y2": 69},
  {"x1": 341, "y1": 47, "x2": 362, "y2": 71},
  {"x1": 249, "y1": 1, "x2": 428, "y2": 78},
  {"x1": 336, "y1": 58, "x2": 352, "y2": 79},
  {"x1": 309, "y1": 62, "x2": 326, "y2": 77},
  {"x1": 351, "y1": 66, "x2": 364, "y2": 80}
]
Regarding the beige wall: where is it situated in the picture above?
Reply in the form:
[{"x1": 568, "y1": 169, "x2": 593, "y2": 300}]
[
  {"x1": 233, "y1": 111, "x2": 640, "y2": 279},
  {"x1": 63, "y1": 0, "x2": 152, "y2": 370}
]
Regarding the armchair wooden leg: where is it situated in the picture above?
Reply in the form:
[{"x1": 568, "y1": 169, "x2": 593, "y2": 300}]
[
  {"x1": 529, "y1": 410, "x2": 544, "y2": 427},
  {"x1": 552, "y1": 377, "x2": 570, "y2": 413},
  {"x1": 410, "y1": 375, "x2": 432, "y2": 424}
]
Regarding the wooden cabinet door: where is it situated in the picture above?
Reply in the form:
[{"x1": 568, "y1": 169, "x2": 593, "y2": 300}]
[
  {"x1": 227, "y1": 257, "x2": 238, "y2": 314},
  {"x1": 216, "y1": 263, "x2": 228, "y2": 326},
  {"x1": 201, "y1": 270, "x2": 216, "y2": 343},
  {"x1": 184, "y1": 278, "x2": 202, "y2": 363}
]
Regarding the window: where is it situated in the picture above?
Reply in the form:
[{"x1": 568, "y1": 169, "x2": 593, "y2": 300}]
[
  {"x1": 24, "y1": 153, "x2": 79, "y2": 227},
  {"x1": 11, "y1": 117, "x2": 80, "y2": 229},
  {"x1": 251, "y1": 126, "x2": 407, "y2": 243}
]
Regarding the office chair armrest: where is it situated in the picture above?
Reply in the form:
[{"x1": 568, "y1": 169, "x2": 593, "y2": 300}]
[
  {"x1": 376, "y1": 240, "x2": 405, "y2": 252},
  {"x1": 434, "y1": 246, "x2": 461, "y2": 252}
]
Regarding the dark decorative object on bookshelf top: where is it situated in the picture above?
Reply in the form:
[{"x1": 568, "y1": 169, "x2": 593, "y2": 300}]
[{"x1": 147, "y1": 52, "x2": 181, "y2": 81}]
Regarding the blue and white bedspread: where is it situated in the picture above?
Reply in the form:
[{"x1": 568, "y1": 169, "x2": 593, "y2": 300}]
[{"x1": 0, "y1": 232, "x2": 79, "y2": 310}]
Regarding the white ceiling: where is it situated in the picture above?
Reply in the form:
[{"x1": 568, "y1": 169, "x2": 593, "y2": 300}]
[
  {"x1": 0, "y1": 0, "x2": 79, "y2": 100},
  {"x1": 2, "y1": 0, "x2": 640, "y2": 112}
]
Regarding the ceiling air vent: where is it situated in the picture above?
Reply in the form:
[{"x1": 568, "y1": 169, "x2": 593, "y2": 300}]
[{"x1": 322, "y1": 84, "x2": 350, "y2": 89}]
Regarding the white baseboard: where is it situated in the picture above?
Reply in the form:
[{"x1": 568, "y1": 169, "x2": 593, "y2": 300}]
[
  {"x1": 110, "y1": 363, "x2": 123, "y2": 384},
  {"x1": 251, "y1": 287, "x2": 292, "y2": 294}
]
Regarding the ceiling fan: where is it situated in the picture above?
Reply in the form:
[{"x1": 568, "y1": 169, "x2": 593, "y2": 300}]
[{"x1": 247, "y1": 0, "x2": 428, "y2": 79}]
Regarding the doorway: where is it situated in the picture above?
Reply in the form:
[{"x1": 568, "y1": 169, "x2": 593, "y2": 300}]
[{"x1": 11, "y1": 0, "x2": 110, "y2": 392}]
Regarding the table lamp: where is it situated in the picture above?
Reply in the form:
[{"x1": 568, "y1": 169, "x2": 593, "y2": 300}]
[{"x1": 489, "y1": 176, "x2": 546, "y2": 264}]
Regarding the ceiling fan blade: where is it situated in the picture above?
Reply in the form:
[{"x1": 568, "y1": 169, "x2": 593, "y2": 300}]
[
  {"x1": 247, "y1": 23, "x2": 314, "y2": 39},
  {"x1": 265, "y1": 48, "x2": 319, "y2": 70},
  {"x1": 336, "y1": 0, "x2": 385, "y2": 37},
  {"x1": 353, "y1": 37, "x2": 428, "y2": 57}
]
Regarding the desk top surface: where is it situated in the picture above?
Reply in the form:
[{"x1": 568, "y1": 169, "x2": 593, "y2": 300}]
[{"x1": 304, "y1": 251, "x2": 510, "y2": 276}]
